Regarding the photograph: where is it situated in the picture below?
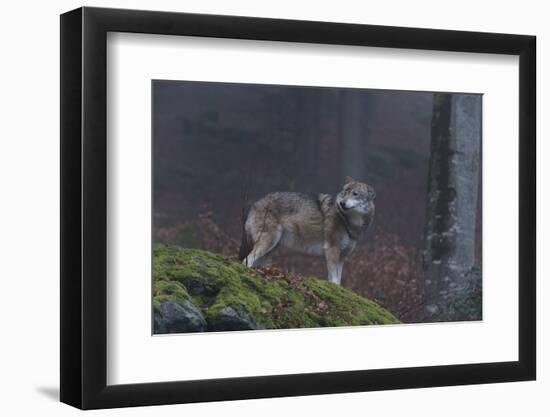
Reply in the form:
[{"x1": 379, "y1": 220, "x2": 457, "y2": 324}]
[
  {"x1": 0, "y1": 0, "x2": 541, "y2": 413},
  {"x1": 152, "y1": 80, "x2": 483, "y2": 334}
]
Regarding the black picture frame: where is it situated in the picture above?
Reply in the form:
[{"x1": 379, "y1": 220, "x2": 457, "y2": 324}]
[{"x1": 60, "y1": 6, "x2": 536, "y2": 410}]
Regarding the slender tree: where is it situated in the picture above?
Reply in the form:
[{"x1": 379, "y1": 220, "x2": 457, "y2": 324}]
[
  {"x1": 294, "y1": 88, "x2": 322, "y2": 187},
  {"x1": 338, "y1": 89, "x2": 371, "y2": 182},
  {"x1": 423, "y1": 93, "x2": 482, "y2": 321}
]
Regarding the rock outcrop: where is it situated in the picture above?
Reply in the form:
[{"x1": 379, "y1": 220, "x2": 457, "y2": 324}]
[{"x1": 153, "y1": 245, "x2": 399, "y2": 334}]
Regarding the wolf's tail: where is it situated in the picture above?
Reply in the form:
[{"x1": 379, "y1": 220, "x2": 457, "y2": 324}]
[{"x1": 238, "y1": 205, "x2": 252, "y2": 261}]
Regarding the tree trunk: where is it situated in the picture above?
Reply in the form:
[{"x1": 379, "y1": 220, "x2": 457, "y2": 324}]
[
  {"x1": 294, "y1": 89, "x2": 322, "y2": 186},
  {"x1": 338, "y1": 90, "x2": 370, "y2": 182},
  {"x1": 423, "y1": 93, "x2": 482, "y2": 321}
]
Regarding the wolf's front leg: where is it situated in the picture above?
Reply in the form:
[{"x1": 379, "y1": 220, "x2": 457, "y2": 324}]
[{"x1": 325, "y1": 247, "x2": 342, "y2": 285}]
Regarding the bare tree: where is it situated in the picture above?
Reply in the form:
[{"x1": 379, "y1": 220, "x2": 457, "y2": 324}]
[
  {"x1": 422, "y1": 93, "x2": 482, "y2": 321},
  {"x1": 338, "y1": 89, "x2": 370, "y2": 182},
  {"x1": 294, "y1": 88, "x2": 322, "y2": 186}
]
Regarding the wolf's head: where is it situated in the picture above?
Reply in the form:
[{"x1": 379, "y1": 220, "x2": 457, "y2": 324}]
[{"x1": 336, "y1": 176, "x2": 376, "y2": 216}]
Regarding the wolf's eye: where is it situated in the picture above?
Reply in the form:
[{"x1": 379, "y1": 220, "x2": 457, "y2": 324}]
[{"x1": 352, "y1": 191, "x2": 358, "y2": 196}]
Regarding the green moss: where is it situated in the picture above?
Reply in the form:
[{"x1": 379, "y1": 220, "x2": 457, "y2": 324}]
[
  {"x1": 152, "y1": 244, "x2": 399, "y2": 329},
  {"x1": 300, "y1": 278, "x2": 400, "y2": 326},
  {"x1": 152, "y1": 279, "x2": 190, "y2": 312}
]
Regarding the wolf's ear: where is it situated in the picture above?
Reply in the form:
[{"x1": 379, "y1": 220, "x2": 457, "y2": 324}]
[{"x1": 345, "y1": 176, "x2": 355, "y2": 184}]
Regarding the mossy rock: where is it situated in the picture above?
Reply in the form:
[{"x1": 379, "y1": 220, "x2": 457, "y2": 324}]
[{"x1": 153, "y1": 244, "x2": 399, "y2": 333}]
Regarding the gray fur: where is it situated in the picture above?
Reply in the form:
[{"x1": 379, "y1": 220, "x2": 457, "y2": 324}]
[{"x1": 239, "y1": 177, "x2": 375, "y2": 285}]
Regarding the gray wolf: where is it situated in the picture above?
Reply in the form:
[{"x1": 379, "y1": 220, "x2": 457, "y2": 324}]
[{"x1": 239, "y1": 177, "x2": 376, "y2": 285}]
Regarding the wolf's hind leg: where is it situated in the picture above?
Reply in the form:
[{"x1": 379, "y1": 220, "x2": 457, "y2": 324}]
[
  {"x1": 245, "y1": 226, "x2": 282, "y2": 268},
  {"x1": 325, "y1": 247, "x2": 342, "y2": 285}
]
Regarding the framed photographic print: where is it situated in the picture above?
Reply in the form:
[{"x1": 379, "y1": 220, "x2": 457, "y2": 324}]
[{"x1": 60, "y1": 6, "x2": 536, "y2": 409}]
